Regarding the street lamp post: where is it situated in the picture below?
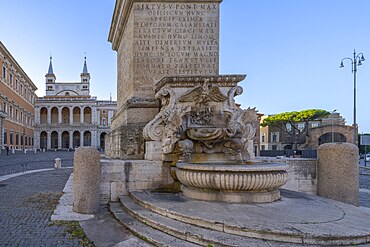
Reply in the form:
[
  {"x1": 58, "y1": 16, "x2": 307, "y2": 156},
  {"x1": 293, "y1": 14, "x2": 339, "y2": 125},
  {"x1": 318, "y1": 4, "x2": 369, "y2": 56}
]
[
  {"x1": 331, "y1": 109, "x2": 337, "y2": 143},
  {"x1": 340, "y1": 49, "x2": 365, "y2": 144}
]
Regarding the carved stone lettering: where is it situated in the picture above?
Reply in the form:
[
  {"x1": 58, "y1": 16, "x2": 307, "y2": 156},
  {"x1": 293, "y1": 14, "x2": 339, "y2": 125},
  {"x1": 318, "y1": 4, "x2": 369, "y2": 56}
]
[{"x1": 132, "y1": 3, "x2": 219, "y2": 98}]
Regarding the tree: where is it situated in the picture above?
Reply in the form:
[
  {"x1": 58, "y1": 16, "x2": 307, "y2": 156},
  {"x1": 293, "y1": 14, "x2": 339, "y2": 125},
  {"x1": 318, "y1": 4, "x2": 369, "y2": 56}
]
[{"x1": 261, "y1": 109, "x2": 330, "y2": 149}]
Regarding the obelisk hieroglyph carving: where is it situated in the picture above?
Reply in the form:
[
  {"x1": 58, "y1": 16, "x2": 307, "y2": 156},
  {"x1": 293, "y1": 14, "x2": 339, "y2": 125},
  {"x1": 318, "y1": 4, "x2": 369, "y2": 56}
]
[{"x1": 106, "y1": 0, "x2": 222, "y2": 159}]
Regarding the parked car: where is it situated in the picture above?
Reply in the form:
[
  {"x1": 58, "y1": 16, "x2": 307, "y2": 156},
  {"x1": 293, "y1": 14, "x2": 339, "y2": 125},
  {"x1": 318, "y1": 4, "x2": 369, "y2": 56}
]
[{"x1": 366, "y1": 154, "x2": 370, "y2": 162}]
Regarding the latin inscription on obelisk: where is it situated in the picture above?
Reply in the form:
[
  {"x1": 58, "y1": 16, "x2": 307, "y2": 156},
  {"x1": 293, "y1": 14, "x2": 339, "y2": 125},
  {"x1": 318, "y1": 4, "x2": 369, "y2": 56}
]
[{"x1": 118, "y1": 2, "x2": 220, "y2": 104}]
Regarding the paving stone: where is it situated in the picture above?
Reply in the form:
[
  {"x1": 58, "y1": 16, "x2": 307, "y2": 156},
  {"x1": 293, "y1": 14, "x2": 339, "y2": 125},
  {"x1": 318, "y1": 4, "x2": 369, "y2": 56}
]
[{"x1": 0, "y1": 168, "x2": 84, "y2": 246}]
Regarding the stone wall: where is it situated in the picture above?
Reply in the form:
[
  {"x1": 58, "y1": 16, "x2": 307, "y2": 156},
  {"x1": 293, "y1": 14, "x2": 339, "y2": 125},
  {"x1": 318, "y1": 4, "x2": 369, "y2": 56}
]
[
  {"x1": 100, "y1": 158, "x2": 174, "y2": 204},
  {"x1": 260, "y1": 158, "x2": 317, "y2": 195}
]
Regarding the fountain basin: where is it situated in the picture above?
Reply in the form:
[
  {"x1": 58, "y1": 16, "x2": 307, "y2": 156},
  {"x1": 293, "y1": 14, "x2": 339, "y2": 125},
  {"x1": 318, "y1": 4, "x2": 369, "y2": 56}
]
[{"x1": 175, "y1": 163, "x2": 289, "y2": 203}]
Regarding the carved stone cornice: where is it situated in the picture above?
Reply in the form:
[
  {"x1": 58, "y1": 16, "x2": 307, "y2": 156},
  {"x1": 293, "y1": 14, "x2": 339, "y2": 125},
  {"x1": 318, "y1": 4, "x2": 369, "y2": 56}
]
[
  {"x1": 155, "y1": 74, "x2": 246, "y2": 92},
  {"x1": 114, "y1": 96, "x2": 159, "y2": 121}
]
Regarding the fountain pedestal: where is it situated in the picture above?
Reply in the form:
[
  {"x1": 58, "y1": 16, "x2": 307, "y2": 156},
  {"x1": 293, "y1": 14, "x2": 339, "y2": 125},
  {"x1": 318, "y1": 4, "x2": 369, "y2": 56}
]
[
  {"x1": 144, "y1": 75, "x2": 288, "y2": 203},
  {"x1": 175, "y1": 163, "x2": 288, "y2": 203}
]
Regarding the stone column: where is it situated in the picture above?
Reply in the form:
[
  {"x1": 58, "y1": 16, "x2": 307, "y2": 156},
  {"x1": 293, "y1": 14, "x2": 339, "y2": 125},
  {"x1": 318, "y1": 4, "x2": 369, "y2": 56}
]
[
  {"x1": 80, "y1": 131, "x2": 84, "y2": 147},
  {"x1": 58, "y1": 108, "x2": 62, "y2": 124},
  {"x1": 34, "y1": 108, "x2": 40, "y2": 125},
  {"x1": 69, "y1": 107, "x2": 73, "y2": 125},
  {"x1": 80, "y1": 107, "x2": 84, "y2": 124},
  {"x1": 91, "y1": 130, "x2": 97, "y2": 147},
  {"x1": 34, "y1": 131, "x2": 40, "y2": 149},
  {"x1": 47, "y1": 107, "x2": 51, "y2": 124},
  {"x1": 73, "y1": 147, "x2": 100, "y2": 214},
  {"x1": 91, "y1": 107, "x2": 96, "y2": 125},
  {"x1": 47, "y1": 131, "x2": 51, "y2": 150},
  {"x1": 317, "y1": 143, "x2": 359, "y2": 206},
  {"x1": 58, "y1": 131, "x2": 62, "y2": 149},
  {"x1": 69, "y1": 131, "x2": 73, "y2": 149},
  {"x1": 95, "y1": 110, "x2": 100, "y2": 125}
]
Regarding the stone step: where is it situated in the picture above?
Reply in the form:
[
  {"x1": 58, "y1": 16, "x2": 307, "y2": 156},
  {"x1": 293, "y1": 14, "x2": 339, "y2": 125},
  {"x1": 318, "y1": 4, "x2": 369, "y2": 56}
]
[
  {"x1": 119, "y1": 195, "x2": 292, "y2": 247},
  {"x1": 109, "y1": 202, "x2": 200, "y2": 247},
  {"x1": 128, "y1": 190, "x2": 370, "y2": 246}
]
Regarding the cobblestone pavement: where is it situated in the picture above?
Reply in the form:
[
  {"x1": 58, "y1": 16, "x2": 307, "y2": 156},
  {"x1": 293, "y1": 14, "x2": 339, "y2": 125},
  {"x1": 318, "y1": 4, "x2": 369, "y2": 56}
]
[
  {"x1": 0, "y1": 151, "x2": 74, "y2": 176},
  {"x1": 0, "y1": 168, "x2": 86, "y2": 246}
]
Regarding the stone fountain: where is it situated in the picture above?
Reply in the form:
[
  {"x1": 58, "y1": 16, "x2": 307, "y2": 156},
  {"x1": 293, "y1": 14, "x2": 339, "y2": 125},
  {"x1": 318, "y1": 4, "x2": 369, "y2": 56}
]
[{"x1": 144, "y1": 75, "x2": 288, "y2": 203}]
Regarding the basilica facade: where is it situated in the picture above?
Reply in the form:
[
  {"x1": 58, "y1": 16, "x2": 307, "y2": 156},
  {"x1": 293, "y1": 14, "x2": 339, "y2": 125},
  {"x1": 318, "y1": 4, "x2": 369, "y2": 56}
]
[{"x1": 34, "y1": 57, "x2": 116, "y2": 150}]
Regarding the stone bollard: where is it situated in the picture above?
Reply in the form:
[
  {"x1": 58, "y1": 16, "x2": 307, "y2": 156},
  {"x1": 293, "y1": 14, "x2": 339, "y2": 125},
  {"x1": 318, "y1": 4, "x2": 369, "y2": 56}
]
[
  {"x1": 43, "y1": 148, "x2": 45, "y2": 152},
  {"x1": 12, "y1": 149, "x2": 15, "y2": 154},
  {"x1": 24, "y1": 149, "x2": 27, "y2": 154},
  {"x1": 317, "y1": 143, "x2": 359, "y2": 206},
  {"x1": 34, "y1": 148, "x2": 37, "y2": 154},
  {"x1": 54, "y1": 158, "x2": 61, "y2": 169},
  {"x1": 73, "y1": 147, "x2": 100, "y2": 214}
]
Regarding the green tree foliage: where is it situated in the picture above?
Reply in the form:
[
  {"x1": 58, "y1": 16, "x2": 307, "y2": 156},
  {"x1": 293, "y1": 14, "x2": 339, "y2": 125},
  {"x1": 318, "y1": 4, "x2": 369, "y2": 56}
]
[{"x1": 261, "y1": 109, "x2": 329, "y2": 130}]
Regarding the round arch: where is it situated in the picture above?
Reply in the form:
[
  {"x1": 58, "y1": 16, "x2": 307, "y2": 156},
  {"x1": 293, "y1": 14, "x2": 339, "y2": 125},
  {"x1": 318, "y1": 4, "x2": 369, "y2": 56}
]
[
  {"x1": 73, "y1": 131, "x2": 80, "y2": 148},
  {"x1": 83, "y1": 131, "x2": 91, "y2": 146},
  {"x1": 100, "y1": 132, "x2": 107, "y2": 150},
  {"x1": 84, "y1": 107, "x2": 92, "y2": 124},
  {"x1": 61, "y1": 107, "x2": 70, "y2": 124},
  {"x1": 40, "y1": 131, "x2": 47, "y2": 150},
  {"x1": 51, "y1": 107, "x2": 58, "y2": 124},
  {"x1": 51, "y1": 131, "x2": 58, "y2": 149},
  {"x1": 62, "y1": 131, "x2": 70, "y2": 149},
  {"x1": 40, "y1": 107, "x2": 48, "y2": 124},
  {"x1": 73, "y1": 107, "x2": 81, "y2": 124}
]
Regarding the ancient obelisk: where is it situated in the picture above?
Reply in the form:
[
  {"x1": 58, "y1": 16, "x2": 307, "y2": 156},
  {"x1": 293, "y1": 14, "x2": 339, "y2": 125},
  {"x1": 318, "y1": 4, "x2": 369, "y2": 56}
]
[{"x1": 107, "y1": 0, "x2": 222, "y2": 159}]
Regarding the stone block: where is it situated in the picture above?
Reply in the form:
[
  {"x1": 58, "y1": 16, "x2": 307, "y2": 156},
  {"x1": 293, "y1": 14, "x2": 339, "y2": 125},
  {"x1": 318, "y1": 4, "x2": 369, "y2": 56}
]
[
  {"x1": 73, "y1": 147, "x2": 101, "y2": 214},
  {"x1": 145, "y1": 141, "x2": 162, "y2": 161},
  {"x1": 99, "y1": 159, "x2": 173, "y2": 204},
  {"x1": 317, "y1": 143, "x2": 359, "y2": 206},
  {"x1": 54, "y1": 158, "x2": 61, "y2": 169}
]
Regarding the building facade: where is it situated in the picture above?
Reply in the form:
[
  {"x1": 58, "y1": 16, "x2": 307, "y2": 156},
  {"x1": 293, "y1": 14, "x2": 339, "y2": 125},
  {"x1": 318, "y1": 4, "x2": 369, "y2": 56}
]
[
  {"x1": 0, "y1": 42, "x2": 37, "y2": 151},
  {"x1": 34, "y1": 57, "x2": 116, "y2": 150},
  {"x1": 260, "y1": 112, "x2": 354, "y2": 151}
]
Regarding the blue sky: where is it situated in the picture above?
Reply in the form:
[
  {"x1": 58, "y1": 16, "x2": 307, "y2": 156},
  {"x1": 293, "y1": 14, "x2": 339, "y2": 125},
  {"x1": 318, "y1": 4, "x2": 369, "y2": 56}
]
[{"x1": 1, "y1": 0, "x2": 370, "y2": 132}]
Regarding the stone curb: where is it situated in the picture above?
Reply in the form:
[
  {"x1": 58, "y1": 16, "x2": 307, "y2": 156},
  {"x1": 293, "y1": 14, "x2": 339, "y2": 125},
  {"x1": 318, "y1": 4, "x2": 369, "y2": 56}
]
[
  {"x1": 51, "y1": 173, "x2": 94, "y2": 221},
  {"x1": 0, "y1": 167, "x2": 73, "y2": 183}
]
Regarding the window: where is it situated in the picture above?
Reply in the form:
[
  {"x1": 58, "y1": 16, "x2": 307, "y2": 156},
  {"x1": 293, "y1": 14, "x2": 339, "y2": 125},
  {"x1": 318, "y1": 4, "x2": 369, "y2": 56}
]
[
  {"x1": 2, "y1": 66, "x2": 6, "y2": 79},
  {"x1": 21, "y1": 135, "x2": 24, "y2": 145},
  {"x1": 3, "y1": 130, "x2": 7, "y2": 144},
  {"x1": 102, "y1": 110, "x2": 106, "y2": 115},
  {"x1": 311, "y1": 122, "x2": 319, "y2": 128},
  {"x1": 286, "y1": 123, "x2": 292, "y2": 132},
  {"x1": 9, "y1": 74, "x2": 13, "y2": 87},
  {"x1": 83, "y1": 79, "x2": 88, "y2": 83},
  {"x1": 271, "y1": 132, "x2": 279, "y2": 143},
  {"x1": 102, "y1": 118, "x2": 106, "y2": 126},
  {"x1": 2, "y1": 101, "x2": 6, "y2": 112},
  {"x1": 65, "y1": 92, "x2": 70, "y2": 96},
  {"x1": 15, "y1": 109, "x2": 18, "y2": 121},
  {"x1": 9, "y1": 105, "x2": 12, "y2": 118},
  {"x1": 15, "y1": 80, "x2": 18, "y2": 91},
  {"x1": 10, "y1": 132, "x2": 13, "y2": 145},
  {"x1": 297, "y1": 123, "x2": 305, "y2": 131},
  {"x1": 261, "y1": 145, "x2": 265, "y2": 151},
  {"x1": 20, "y1": 84, "x2": 23, "y2": 95},
  {"x1": 272, "y1": 145, "x2": 277, "y2": 150},
  {"x1": 47, "y1": 79, "x2": 53, "y2": 83},
  {"x1": 47, "y1": 86, "x2": 53, "y2": 91},
  {"x1": 16, "y1": 133, "x2": 19, "y2": 145},
  {"x1": 261, "y1": 133, "x2": 265, "y2": 143}
]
